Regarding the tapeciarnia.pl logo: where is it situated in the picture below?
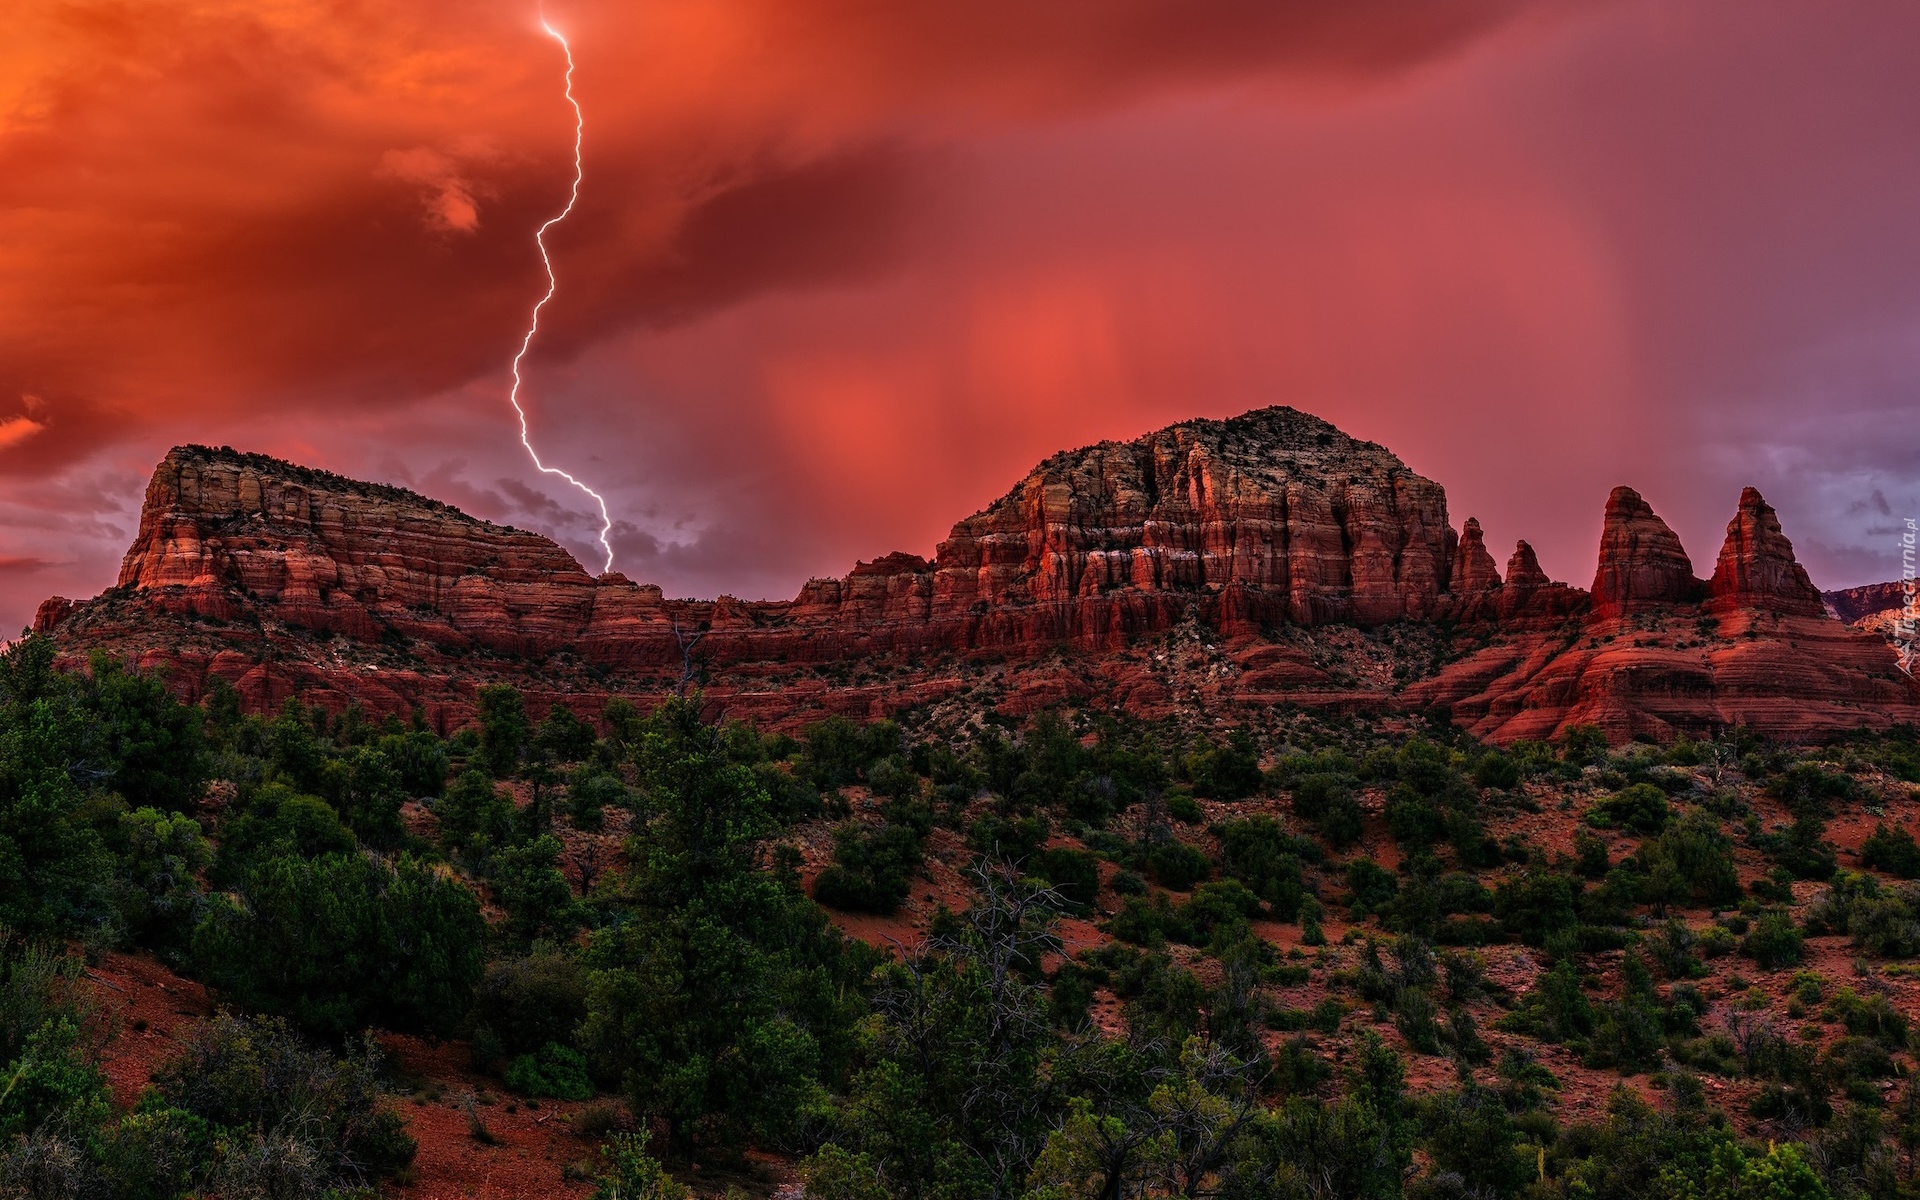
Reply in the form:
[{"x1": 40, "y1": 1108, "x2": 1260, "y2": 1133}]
[{"x1": 1899, "y1": 518, "x2": 1917, "y2": 677}]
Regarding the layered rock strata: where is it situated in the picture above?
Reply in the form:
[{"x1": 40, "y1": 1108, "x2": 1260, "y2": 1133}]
[
  {"x1": 34, "y1": 408, "x2": 1919, "y2": 741},
  {"x1": 1706, "y1": 487, "x2": 1825, "y2": 616},
  {"x1": 1589, "y1": 486, "x2": 1702, "y2": 619}
]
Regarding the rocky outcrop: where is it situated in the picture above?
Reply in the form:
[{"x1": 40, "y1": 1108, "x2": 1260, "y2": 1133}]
[
  {"x1": 1450, "y1": 518, "x2": 1501, "y2": 594},
  {"x1": 1824, "y1": 580, "x2": 1911, "y2": 625},
  {"x1": 33, "y1": 409, "x2": 1920, "y2": 742},
  {"x1": 112, "y1": 447, "x2": 602, "y2": 653},
  {"x1": 1590, "y1": 487, "x2": 1702, "y2": 619},
  {"x1": 1410, "y1": 486, "x2": 1919, "y2": 741},
  {"x1": 1411, "y1": 607, "x2": 1918, "y2": 744},
  {"x1": 1706, "y1": 487, "x2": 1824, "y2": 616},
  {"x1": 899, "y1": 405, "x2": 1461, "y2": 631},
  {"x1": 1503, "y1": 541, "x2": 1549, "y2": 590},
  {"x1": 56, "y1": 409, "x2": 1492, "y2": 666}
]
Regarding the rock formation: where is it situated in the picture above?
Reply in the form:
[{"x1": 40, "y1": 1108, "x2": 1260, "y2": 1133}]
[
  {"x1": 1450, "y1": 519, "x2": 1501, "y2": 594},
  {"x1": 33, "y1": 408, "x2": 1920, "y2": 742},
  {"x1": 1503, "y1": 541, "x2": 1549, "y2": 590},
  {"x1": 1825, "y1": 580, "x2": 1912, "y2": 625},
  {"x1": 1589, "y1": 486, "x2": 1702, "y2": 619},
  {"x1": 1706, "y1": 487, "x2": 1824, "y2": 616},
  {"x1": 54, "y1": 408, "x2": 1487, "y2": 665}
]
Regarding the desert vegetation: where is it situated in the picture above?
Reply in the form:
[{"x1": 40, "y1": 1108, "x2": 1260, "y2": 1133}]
[{"x1": 5, "y1": 630, "x2": 1920, "y2": 1198}]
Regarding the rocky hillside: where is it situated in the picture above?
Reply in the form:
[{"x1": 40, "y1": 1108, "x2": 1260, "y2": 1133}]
[{"x1": 34, "y1": 408, "x2": 1918, "y2": 741}]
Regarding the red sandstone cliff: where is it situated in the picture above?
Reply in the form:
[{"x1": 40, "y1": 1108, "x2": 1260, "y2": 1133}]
[
  {"x1": 47, "y1": 409, "x2": 1500, "y2": 663},
  {"x1": 1707, "y1": 487, "x2": 1824, "y2": 617},
  {"x1": 1412, "y1": 486, "x2": 1918, "y2": 740},
  {"x1": 33, "y1": 408, "x2": 1919, "y2": 741},
  {"x1": 1589, "y1": 486, "x2": 1702, "y2": 619}
]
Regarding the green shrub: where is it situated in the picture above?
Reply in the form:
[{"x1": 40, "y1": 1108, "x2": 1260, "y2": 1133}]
[
  {"x1": 1385, "y1": 785, "x2": 1444, "y2": 849},
  {"x1": 798, "y1": 1144, "x2": 888, "y2": 1200},
  {"x1": 1146, "y1": 838, "x2": 1211, "y2": 891},
  {"x1": 1762, "y1": 816, "x2": 1838, "y2": 881},
  {"x1": 1186, "y1": 731, "x2": 1262, "y2": 799},
  {"x1": 1030, "y1": 847, "x2": 1100, "y2": 912},
  {"x1": 1107, "y1": 892, "x2": 1188, "y2": 946},
  {"x1": 566, "y1": 769, "x2": 629, "y2": 831},
  {"x1": 1825, "y1": 987, "x2": 1908, "y2": 1045},
  {"x1": 1740, "y1": 911, "x2": 1804, "y2": 969},
  {"x1": 1768, "y1": 761, "x2": 1857, "y2": 817},
  {"x1": 1344, "y1": 859, "x2": 1399, "y2": 919},
  {"x1": 1291, "y1": 773, "x2": 1364, "y2": 848},
  {"x1": 193, "y1": 852, "x2": 487, "y2": 1036},
  {"x1": 1587, "y1": 783, "x2": 1670, "y2": 833},
  {"x1": 153, "y1": 1011, "x2": 416, "y2": 1184},
  {"x1": 0, "y1": 1017, "x2": 105, "y2": 1142},
  {"x1": 476, "y1": 684, "x2": 532, "y2": 778},
  {"x1": 471, "y1": 948, "x2": 589, "y2": 1062},
  {"x1": 492, "y1": 834, "x2": 583, "y2": 945},
  {"x1": 1473, "y1": 752, "x2": 1521, "y2": 790},
  {"x1": 1804, "y1": 872, "x2": 1920, "y2": 955},
  {"x1": 1214, "y1": 816, "x2": 1309, "y2": 919},
  {"x1": 1493, "y1": 870, "x2": 1579, "y2": 947},
  {"x1": 1636, "y1": 813, "x2": 1741, "y2": 908},
  {"x1": 505, "y1": 1042, "x2": 596, "y2": 1100},
  {"x1": 1697, "y1": 924, "x2": 1736, "y2": 959},
  {"x1": 1179, "y1": 879, "x2": 1263, "y2": 946},
  {"x1": 211, "y1": 783, "x2": 356, "y2": 881},
  {"x1": 110, "y1": 806, "x2": 211, "y2": 947},
  {"x1": 1861, "y1": 823, "x2": 1920, "y2": 878},
  {"x1": 376, "y1": 729, "x2": 449, "y2": 798},
  {"x1": 1494, "y1": 960, "x2": 1593, "y2": 1044},
  {"x1": 435, "y1": 769, "x2": 516, "y2": 855},
  {"x1": 591, "y1": 1129, "x2": 689, "y2": 1200},
  {"x1": 813, "y1": 819, "x2": 925, "y2": 914}
]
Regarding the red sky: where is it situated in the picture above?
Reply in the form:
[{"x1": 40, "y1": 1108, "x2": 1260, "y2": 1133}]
[{"x1": 4, "y1": 0, "x2": 1919, "y2": 630}]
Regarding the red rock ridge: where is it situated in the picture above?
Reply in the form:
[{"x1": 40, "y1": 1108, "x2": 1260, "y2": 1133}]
[
  {"x1": 58, "y1": 408, "x2": 1505, "y2": 664},
  {"x1": 1823, "y1": 580, "x2": 1912, "y2": 625},
  {"x1": 33, "y1": 411, "x2": 1920, "y2": 743}
]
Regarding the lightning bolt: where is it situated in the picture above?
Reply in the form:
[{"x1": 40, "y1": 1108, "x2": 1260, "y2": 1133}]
[{"x1": 508, "y1": 14, "x2": 615, "y2": 574}]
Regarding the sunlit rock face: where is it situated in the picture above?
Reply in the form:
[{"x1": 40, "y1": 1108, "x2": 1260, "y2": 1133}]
[{"x1": 35, "y1": 408, "x2": 1920, "y2": 743}]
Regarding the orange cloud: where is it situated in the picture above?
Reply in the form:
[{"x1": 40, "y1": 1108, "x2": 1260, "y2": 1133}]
[
  {"x1": 0, "y1": 0, "x2": 1536, "y2": 477},
  {"x1": 0, "y1": 418, "x2": 44, "y2": 450}
]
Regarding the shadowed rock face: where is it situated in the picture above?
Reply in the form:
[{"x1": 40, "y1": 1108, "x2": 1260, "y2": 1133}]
[
  {"x1": 1590, "y1": 486, "x2": 1702, "y2": 619},
  {"x1": 31, "y1": 408, "x2": 1920, "y2": 742},
  {"x1": 1706, "y1": 487, "x2": 1825, "y2": 617}
]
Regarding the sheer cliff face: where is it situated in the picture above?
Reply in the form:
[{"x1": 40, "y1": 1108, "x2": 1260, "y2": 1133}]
[
  {"x1": 913, "y1": 407, "x2": 1459, "y2": 626},
  {"x1": 114, "y1": 447, "x2": 601, "y2": 653}
]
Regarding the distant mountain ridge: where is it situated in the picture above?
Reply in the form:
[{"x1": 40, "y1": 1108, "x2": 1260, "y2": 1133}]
[{"x1": 34, "y1": 406, "x2": 1920, "y2": 742}]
